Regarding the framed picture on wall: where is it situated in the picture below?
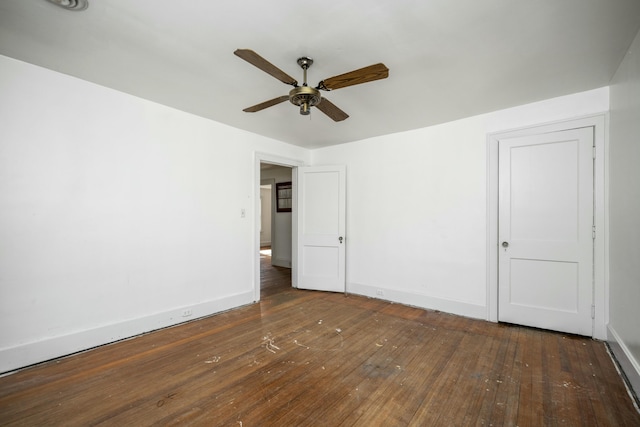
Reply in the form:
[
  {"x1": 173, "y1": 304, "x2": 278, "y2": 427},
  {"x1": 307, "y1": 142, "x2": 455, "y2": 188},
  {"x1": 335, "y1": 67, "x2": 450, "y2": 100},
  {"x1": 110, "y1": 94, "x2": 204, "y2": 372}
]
[{"x1": 276, "y1": 182, "x2": 292, "y2": 212}]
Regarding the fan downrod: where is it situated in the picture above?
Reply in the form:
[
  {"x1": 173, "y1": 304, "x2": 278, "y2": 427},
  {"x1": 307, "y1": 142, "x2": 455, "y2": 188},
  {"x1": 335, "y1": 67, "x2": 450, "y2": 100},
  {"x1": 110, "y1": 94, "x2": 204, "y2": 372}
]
[{"x1": 290, "y1": 56, "x2": 321, "y2": 115}]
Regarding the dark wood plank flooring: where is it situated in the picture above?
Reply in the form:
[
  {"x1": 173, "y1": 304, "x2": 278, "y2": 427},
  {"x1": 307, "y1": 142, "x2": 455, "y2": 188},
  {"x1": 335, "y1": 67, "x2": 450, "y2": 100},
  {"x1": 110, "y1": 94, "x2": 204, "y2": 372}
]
[{"x1": 0, "y1": 251, "x2": 638, "y2": 426}]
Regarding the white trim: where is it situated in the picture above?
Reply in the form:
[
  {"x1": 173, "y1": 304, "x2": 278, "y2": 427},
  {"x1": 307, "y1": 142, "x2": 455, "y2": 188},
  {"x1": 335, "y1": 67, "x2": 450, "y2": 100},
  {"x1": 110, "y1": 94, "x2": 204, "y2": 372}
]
[
  {"x1": 608, "y1": 325, "x2": 640, "y2": 399},
  {"x1": 254, "y1": 152, "x2": 305, "y2": 301},
  {"x1": 348, "y1": 282, "x2": 486, "y2": 320},
  {"x1": 260, "y1": 177, "x2": 276, "y2": 252},
  {"x1": 0, "y1": 291, "x2": 253, "y2": 375},
  {"x1": 486, "y1": 114, "x2": 608, "y2": 339},
  {"x1": 292, "y1": 167, "x2": 298, "y2": 288}
]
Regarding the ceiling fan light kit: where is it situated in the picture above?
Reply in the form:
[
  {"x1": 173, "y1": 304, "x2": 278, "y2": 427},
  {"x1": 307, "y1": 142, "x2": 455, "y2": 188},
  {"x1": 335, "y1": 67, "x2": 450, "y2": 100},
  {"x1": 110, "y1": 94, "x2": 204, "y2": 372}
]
[
  {"x1": 234, "y1": 49, "x2": 388, "y2": 121},
  {"x1": 290, "y1": 86, "x2": 321, "y2": 116}
]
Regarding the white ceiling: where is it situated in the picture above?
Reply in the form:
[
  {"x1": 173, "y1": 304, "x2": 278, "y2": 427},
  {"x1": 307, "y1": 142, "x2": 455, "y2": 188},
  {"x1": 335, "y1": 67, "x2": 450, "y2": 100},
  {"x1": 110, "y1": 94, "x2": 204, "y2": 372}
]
[{"x1": 1, "y1": 0, "x2": 639, "y2": 148}]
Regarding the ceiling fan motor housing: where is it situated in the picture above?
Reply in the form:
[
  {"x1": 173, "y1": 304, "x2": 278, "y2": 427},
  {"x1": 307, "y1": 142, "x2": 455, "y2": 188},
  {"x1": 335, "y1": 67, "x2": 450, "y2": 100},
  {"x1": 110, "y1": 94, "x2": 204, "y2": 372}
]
[{"x1": 289, "y1": 86, "x2": 321, "y2": 115}]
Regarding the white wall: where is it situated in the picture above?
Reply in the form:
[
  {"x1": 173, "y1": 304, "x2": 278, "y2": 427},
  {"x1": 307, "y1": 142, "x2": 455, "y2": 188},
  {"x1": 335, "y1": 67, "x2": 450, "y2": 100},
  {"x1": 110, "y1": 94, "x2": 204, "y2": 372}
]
[
  {"x1": 0, "y1": 55, "x2": 309, "y2": 373},
  {"x1": 312, "y1": 87, "x2": 609, "y2": 320},
  {"x1": 0, "y1": 51, "x2": 618, "y2": 375},
  {"x1": 260, "y1": 166, "x2": 293, "y2": 268},
  {"x1": 608, "y1": 28, "x2": 640, "y2": 395},
  {"x1": 260, "y1": 186, "x2": 272, "y2": 246}
]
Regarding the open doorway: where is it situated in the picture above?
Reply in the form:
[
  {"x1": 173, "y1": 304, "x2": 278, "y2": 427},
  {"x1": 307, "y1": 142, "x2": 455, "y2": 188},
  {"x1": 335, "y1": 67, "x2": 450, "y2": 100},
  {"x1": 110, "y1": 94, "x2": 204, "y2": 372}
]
[{"x1": 259, "y1": 162, "x2": 293, "y2": 298}]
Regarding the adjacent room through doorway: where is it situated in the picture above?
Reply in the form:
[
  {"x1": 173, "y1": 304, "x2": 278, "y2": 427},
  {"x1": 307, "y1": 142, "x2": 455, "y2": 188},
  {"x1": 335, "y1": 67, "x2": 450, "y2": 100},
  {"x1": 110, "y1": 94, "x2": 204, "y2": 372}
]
[{"x1": 259, "y1": 162, "x2": 294, "y2": 297}]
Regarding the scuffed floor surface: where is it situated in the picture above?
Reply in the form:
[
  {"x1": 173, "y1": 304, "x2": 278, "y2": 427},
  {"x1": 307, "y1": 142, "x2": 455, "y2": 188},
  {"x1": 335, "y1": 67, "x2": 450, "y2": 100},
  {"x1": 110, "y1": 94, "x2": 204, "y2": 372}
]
[{"x1": 1, "y1": 261, "x2": 638, "y2": 425}]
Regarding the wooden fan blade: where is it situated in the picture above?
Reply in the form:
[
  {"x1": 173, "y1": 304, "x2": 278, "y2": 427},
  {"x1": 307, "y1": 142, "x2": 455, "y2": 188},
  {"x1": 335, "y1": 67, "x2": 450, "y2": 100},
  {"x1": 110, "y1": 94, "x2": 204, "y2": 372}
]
[
  {"x1": 243, "y1": 95, "x2": 290, "y2": 113},
  {"x1": 315, "y1": 97, "x2": 349, "y2": 122},
  {"x1": 318, "y1": 63, "x2": 389, "y2": 91},
  {"x1": 234, "y1": 49, "x2": 298, "y2": 86}
]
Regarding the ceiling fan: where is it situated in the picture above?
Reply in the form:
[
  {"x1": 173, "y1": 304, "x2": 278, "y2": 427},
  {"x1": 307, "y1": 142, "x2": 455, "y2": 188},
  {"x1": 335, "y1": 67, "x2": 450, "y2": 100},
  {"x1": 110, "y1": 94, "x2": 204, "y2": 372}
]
[{"x1": 234, "y1": 49, "x2": 389, "y2": 122}]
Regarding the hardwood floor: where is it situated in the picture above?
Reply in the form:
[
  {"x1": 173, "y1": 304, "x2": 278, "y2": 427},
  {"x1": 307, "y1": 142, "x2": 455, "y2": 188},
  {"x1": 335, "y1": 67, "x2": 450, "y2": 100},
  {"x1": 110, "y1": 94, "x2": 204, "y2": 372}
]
[{"x1": 1, "y1": 252, "x2": 638, "y2": 426}]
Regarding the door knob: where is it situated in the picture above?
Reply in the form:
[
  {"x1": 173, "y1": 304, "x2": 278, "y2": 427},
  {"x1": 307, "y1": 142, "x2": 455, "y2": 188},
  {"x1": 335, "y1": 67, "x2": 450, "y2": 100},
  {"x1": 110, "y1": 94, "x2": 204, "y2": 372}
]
[
  {"x1": 339, "y1": 236, "x2": 343, "y2": 244},
  {"x1": 502, "y1": 241, "x2": 509, "y2": 248}
]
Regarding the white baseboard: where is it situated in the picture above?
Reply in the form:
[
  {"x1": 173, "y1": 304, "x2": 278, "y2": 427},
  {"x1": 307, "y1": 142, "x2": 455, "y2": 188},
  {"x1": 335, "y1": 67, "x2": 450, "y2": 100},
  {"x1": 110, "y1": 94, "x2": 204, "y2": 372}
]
[
  {"x1": 271, "y1": 256, "x2": 291, "y2": 268},
  {"x1": 0, "y1": 291, "x2": 254, "y2": 375},
  {"x1": 347, "y1": 282, "x2": 486, "y2": 320},
  {"x1": 607, "y1": 324, "x2": 640, "y2": 399}
]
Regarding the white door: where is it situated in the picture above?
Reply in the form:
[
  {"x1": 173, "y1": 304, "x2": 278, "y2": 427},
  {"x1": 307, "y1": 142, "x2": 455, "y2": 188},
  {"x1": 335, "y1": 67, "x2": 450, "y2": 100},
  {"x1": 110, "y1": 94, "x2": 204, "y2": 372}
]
[
  {"x1": 296, "y1": 165, "x2": 346, "y2": 292},
  {"x1": 498, "y1": 127, "x2": 594, "y2": 336}
]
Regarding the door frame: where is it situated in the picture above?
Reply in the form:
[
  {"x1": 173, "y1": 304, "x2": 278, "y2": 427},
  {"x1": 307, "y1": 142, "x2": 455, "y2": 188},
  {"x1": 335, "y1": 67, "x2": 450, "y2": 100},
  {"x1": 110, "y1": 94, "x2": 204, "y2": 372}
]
[
  {"x1": 254, "y1": 152, "x2": 305, "y2": 302},
  {"x1": 486, "y1": 114, "x2": 608, "y2": 339}
]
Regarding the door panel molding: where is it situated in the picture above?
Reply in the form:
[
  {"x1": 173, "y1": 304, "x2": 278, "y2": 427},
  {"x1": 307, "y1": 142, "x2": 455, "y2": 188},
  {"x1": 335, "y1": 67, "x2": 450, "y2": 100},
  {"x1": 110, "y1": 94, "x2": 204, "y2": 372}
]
[
  {"x1": 486, "y1": 114, "x2": 608, "y2": 339},
  {"x1": 498, "y1": 128, "x2": 594, "y2": 335},
  {"x1": 296, "y1": 165, "x2": 346, "y2": 293}
]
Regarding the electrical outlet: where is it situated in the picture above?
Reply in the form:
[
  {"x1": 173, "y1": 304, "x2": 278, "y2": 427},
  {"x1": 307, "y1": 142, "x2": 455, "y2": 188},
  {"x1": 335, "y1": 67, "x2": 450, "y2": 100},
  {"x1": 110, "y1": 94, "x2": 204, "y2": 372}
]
[
  {"x1": 182, "y1": 309, "x2": 193, "y2": 317},
  {"x1": 376, "y1": 289, "x2": 384, "y2": 297}
]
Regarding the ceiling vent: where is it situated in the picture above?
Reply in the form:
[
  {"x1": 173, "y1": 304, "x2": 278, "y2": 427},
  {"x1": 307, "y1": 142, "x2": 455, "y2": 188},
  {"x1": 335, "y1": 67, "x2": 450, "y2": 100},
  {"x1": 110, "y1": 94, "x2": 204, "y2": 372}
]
[{"x1": 45, "y1": 0, "x2": 89, "y2": 11}]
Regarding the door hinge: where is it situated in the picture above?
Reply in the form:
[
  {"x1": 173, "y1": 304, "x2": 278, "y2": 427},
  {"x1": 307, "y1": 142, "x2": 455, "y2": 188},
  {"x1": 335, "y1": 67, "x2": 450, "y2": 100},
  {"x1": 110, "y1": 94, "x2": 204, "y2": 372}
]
[
  {"x1": 593, "y1": 146, "x2": 596, "y2": 159},
  {"x1": 592, "y1": 225, "x2": 596, "y2": 239},
  {"x1": 591, "y1": 304, "x2": 596, "y2": 319}
]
